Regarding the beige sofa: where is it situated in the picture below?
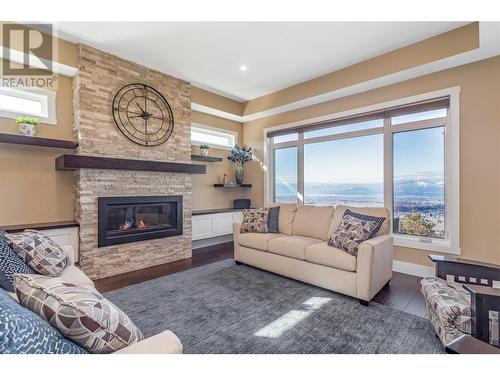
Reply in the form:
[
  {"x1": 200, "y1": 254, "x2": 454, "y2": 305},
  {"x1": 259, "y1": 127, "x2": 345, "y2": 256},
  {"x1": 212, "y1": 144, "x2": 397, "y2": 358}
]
[
  {"x1": 233, "y1": 204, "x2": 394, "y2": 305},
  {"x1": 8, "y1": 245, "x2": 183, "y2": 354}
]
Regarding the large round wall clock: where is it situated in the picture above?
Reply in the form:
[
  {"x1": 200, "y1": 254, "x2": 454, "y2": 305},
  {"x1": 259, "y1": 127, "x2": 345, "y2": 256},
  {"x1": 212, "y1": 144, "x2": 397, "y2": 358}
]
[{"x1": 112, "y1": 83, "x2": 174, "y2": 147}]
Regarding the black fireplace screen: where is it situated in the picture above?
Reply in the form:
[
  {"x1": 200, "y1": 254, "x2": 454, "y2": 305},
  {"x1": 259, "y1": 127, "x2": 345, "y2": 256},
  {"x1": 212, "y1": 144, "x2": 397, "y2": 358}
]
[{"x1": 98, "y1": 196, "x2": 182, "y2": 247}]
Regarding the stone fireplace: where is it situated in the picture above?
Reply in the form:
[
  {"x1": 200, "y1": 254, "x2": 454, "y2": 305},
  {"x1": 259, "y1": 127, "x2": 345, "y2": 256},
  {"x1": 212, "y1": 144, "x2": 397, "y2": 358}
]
[{"x1": 72, "y1": 44, "x2": 193, "y2": 280}]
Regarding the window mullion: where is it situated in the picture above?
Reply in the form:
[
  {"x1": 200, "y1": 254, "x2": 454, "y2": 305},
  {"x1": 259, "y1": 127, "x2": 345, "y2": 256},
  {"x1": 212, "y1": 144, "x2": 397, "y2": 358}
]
[
  {"x1": 383, "y1": 115, "x2": 393, "y2": 234},
  {"x1": 297, "y1": 132, "x2": 304, "y2": 205}
]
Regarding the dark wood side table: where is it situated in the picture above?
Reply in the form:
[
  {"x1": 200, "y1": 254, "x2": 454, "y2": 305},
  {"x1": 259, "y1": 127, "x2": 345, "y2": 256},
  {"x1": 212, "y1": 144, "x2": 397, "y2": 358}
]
[{"x1": 445, "y1": 335, "x2": 500, "y2": 354}]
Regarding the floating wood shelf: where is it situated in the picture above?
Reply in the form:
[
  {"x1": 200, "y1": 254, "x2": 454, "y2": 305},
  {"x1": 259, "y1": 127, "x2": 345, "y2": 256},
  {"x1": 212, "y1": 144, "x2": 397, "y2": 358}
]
[
  {"x1": 2, "y1": 220, "x2": 79, "y2": 233},
  {"x1": 55, "y1": 154, "x2": 206, "y2": 174},
  {"x1": 191, "y1": 154, "x2": 224, "y2": 162},
  {"x1": 0, "y1": 133, "x2": 78, "y2": 150},
  {"x1": 214, "y1": 184, "x2": 252, "y2": 188}
]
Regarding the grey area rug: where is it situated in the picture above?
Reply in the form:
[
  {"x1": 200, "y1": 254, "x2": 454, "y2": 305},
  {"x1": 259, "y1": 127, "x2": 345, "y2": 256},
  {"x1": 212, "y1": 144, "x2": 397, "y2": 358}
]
[{"x1": 105, "y1": 259, "x2": 444, "y2": 354}]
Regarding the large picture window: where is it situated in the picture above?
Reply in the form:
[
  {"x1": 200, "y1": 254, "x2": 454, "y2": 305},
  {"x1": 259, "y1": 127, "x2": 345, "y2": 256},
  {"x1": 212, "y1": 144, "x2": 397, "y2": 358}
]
[{"x1": 266, "y1": 89, "x2": 459, "y2": 253}]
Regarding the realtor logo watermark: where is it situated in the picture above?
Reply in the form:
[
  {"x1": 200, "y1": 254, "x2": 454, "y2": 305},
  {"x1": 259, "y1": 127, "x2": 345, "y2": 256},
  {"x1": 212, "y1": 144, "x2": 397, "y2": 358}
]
[{"x1": 1, "y1": 23, "x2": 57, "y2": 89}]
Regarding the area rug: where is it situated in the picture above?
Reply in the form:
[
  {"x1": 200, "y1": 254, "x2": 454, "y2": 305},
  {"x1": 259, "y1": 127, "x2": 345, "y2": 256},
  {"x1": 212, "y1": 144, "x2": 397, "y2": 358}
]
[{"x1": 104, "y1": 259, "x2": 444, "y2": 354}]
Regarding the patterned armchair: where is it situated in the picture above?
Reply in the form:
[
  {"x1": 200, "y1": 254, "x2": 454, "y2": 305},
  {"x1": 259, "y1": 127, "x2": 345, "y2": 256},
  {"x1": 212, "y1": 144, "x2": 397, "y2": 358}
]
[{"x1": 421, "y1": 255, "x2": 500, "y2": 349}]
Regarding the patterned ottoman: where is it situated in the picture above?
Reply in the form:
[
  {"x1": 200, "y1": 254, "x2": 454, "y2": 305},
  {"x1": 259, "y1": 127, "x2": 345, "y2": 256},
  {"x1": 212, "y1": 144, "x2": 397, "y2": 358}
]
[{"x1": 420, "y1": 277, "x2": 471, "y2": 346}]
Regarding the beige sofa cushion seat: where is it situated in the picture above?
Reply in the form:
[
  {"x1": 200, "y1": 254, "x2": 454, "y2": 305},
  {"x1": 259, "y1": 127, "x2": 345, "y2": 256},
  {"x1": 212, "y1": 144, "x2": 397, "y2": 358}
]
[
  {"x1": 292, "y1": 205, "x2": 335, "y2": 241},
  {"x1": 238, "y1": 232, "x2": 284, "y2": 252},
  {"x1": 305, "y1": 242, "x2": 357, "y2": 272},
  {"x1": 268, "y1": 235, "x2": 322, "y2": 260}
]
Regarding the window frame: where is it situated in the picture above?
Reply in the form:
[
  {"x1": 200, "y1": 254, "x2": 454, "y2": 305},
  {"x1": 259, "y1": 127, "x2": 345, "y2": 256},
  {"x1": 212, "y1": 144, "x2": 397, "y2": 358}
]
[
  {"x1": 0, "y1": 87, "x2": 57, "y2": 125},
  {"x1": 264, "y1": 87, "x2": 460, "y2": 254},
  {"x1": 191, "y1": 123, "x2": 237, "y2": 150}
]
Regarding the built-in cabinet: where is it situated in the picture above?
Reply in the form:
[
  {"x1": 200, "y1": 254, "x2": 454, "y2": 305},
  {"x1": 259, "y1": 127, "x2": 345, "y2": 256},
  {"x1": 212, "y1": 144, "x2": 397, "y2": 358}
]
[{"x1": 192, "y1": 211, "x2": 243, "y2": 241}]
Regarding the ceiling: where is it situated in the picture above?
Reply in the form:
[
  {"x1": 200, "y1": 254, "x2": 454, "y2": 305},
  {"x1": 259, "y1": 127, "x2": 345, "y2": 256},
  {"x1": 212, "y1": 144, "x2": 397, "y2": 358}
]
[{"x1": 54, "y1": 22, "x2": 470, "y2": 101}]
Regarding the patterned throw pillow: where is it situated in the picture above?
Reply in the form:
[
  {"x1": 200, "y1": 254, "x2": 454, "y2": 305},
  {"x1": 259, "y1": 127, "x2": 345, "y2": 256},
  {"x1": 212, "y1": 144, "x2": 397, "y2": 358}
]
[
  {"x1": 267, "y1": 206, "x2": 280, "y2": 233},
  {"x1": 240, "y1": 208, "x2": 269, "y2": 233},
  {"x1": 5, "y1": 230, "x2": 69, "y2": 277},
  {"x1": 14, "y1": 274, "x2": 144, "y2": 354},
  {"x1": 0, "y1": 234, "x2": 36, "y2": 292},
  {"x1": 343, "y1": 209, "x2": 386, "y2": 237},
  {"x1": 0, "y1": 289, "x2": 87, "y2": 354},
  {"x1": 328, "y1": 214, "x2": 380, "y2": 256}
]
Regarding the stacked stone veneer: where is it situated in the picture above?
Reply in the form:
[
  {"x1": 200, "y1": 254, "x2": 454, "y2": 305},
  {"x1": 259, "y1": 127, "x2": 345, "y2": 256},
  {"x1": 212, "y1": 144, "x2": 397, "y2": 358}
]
[{"x1": 73, "y1": 44, "x2": 192, "y2": 279}]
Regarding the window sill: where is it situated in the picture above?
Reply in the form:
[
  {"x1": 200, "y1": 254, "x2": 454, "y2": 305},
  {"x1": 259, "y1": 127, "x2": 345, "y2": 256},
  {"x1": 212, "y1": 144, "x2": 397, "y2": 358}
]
[{"x1": 393, "y1": 235, "x2": 460, "y2": 255}]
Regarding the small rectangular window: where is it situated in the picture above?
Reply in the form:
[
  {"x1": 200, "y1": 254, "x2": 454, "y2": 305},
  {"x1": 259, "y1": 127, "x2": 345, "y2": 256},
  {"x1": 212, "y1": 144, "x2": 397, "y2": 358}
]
[
  {"x1": 191, "y1": 124, "x2": 236, "y2": 149},
  {"x1": 391, "y1": 108, "x2": 447, "y2": 125},
  {"x1": 273, "y1": 133, "x2": 298, "y2": 144},
  {"x1": 304, "y1": 118, "x2": 383, "y2": 139},
  {"x1": 0, "y1": 87, "x2": 56, "y2": 124}
]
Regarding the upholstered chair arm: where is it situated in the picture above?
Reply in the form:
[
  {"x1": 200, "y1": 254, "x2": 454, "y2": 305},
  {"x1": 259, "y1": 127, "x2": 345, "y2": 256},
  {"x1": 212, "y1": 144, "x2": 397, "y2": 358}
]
[
  {"x1": 61, "y1": 245, "x2": 75, "y2": 266},
  {"x1": 233, "y1": 223, "x2": 241, "y2": 260},
  {"x1": 356, "y1": 235, "x2": 394, "y2": 301},
  {"x1": 113, "y1": 330, "x2": 183, "y2": 354}
]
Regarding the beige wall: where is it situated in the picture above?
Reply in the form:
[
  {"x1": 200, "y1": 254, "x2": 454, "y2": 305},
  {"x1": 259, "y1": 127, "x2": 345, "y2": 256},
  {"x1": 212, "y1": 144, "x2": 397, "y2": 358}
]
[
  {"x1": 243, "y1": 56, "x2": 500, "y2": 267},
  {"x1": 191, "y1": 111, "x2": 248, "y2": 210},
  {"x1": 0, "y1": 72, "x2": 75, "y2": 226}
]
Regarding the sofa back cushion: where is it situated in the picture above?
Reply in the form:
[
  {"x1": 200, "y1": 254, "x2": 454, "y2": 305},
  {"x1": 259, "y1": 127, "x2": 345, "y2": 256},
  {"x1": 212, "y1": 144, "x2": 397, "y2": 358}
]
[
  {"x1": 266, "y1": 203, "x2": 297, "y2": 236},
  {"x1": 292, "y1": 205, "x2": 335, "y2": 241},
  {"x1": 330, "y1": 205, "x2": 390, "y2": 237}
]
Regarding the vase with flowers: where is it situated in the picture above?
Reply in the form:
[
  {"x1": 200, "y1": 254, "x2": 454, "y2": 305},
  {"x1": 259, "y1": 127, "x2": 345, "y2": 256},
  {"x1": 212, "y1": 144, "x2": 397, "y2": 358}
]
[{"x1": 227, "y1": 145, "x2": 253, "y2": 184}]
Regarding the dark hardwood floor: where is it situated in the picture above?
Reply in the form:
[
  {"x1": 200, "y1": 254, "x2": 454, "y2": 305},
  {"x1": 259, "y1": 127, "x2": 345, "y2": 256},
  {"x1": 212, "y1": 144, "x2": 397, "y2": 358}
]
[{"x1": 94, "y1": 241, "x2": 427, "y2": 318}]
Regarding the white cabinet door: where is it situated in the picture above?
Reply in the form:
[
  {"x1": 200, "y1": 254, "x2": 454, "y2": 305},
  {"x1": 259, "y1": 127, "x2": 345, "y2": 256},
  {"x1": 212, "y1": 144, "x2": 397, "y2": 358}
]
[
  {"x1": 192, "y1": 215, "x2": 214, "y2": 241},
  {"x1": 213, "y1": 213, "x2": 235, "y2": 236},
  {"x1": 192, "y1": 211, "x2": 243, "y2": 240}
]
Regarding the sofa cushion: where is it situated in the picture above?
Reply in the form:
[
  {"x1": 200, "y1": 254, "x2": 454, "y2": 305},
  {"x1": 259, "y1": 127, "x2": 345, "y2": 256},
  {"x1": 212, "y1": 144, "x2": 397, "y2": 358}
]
[
  {"x1": 238, "y1": 232, "x2": 284, "y2": 251},
  {"x1": 268, "y1": 235, "x2": 322, "y2": 260},
  {"x1": 240, "y1": 208, "x2": 269, "y2": 233},
  {"x1": 58, "y1": 265, "x2": 95, "y2": 289},
  {"x1": 267, "y1": 203, "x2": 297, "y2": 236},
  {"x1": 5, "y1": 230, "x2": 69, "y2": 277},
  {"x1": 292, "y1": 205, "x2": 334, "y2": 241},
  {"x1": 330, "y1": 205, "x2": 390, "y2": 237},
  {"x1": 0, "y1": 289, "x2": 87, "y2": 354},
  {"x1": 14, "y1": 274, "x2": 144, "y2": 354},
  {"x1": 305, "y1": 242, "x2": 357, "y2": 272},
  {"x1": 0, "y1": 234, "x2": 36, "y2": 292}
]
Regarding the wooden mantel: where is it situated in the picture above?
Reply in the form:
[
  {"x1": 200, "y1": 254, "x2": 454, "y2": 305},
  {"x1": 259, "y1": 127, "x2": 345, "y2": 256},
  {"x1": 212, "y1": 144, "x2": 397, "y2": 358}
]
[{"x1": 55, "y1": 154, "x2": 206, "y2": 174}]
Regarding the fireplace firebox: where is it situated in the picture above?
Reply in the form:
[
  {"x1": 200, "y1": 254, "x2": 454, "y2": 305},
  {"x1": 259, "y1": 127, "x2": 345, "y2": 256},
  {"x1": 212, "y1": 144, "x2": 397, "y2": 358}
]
[{"x1": 97, "y1": 196, "x2": 183, "y2": 247}]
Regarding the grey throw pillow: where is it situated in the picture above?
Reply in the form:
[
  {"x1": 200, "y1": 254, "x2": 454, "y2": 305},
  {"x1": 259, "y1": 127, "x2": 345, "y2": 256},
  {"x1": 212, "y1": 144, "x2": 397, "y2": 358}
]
[
  {"x1": 5, "y1": 230, "x2": 69, "y2": 277},
  {"x1": 328, "y1": 214, "x2": 380, "y2": 256},
  {"x1": 267, "y1": 206, "x2": 280, "y2": 233}
]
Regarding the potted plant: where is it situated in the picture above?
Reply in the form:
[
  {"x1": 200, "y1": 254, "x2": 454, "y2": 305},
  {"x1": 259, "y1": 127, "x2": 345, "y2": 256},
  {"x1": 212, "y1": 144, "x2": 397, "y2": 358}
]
[
  {"x1": 16, "y1": 117, "x2": 39, "y2": 137},
  {"x1": 228, "y1": 145, "x2": 253, "y2": 184},
  {"x1": 199, "y1": 144, "x2": 210, "y2": 157}
]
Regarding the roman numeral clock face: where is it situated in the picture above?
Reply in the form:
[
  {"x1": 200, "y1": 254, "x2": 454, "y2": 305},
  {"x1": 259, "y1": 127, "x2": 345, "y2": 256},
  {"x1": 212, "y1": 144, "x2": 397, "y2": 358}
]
[{"x1": 112, "y1": 83, "x2": 174, "y2": 146}]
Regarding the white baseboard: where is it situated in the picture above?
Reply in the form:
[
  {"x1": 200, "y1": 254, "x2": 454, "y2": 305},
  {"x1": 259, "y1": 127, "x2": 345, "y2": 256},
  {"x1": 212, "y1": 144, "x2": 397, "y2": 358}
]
[{"x1": 393, "y1": 260, "x2": 434, "y2": 278}]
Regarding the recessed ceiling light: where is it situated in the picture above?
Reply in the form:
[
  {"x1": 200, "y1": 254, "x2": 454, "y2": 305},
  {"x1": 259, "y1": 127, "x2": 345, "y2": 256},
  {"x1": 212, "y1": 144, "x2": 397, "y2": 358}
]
[{"x1": 240, "y1": 65, "x2": 248, "y2": 72}]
